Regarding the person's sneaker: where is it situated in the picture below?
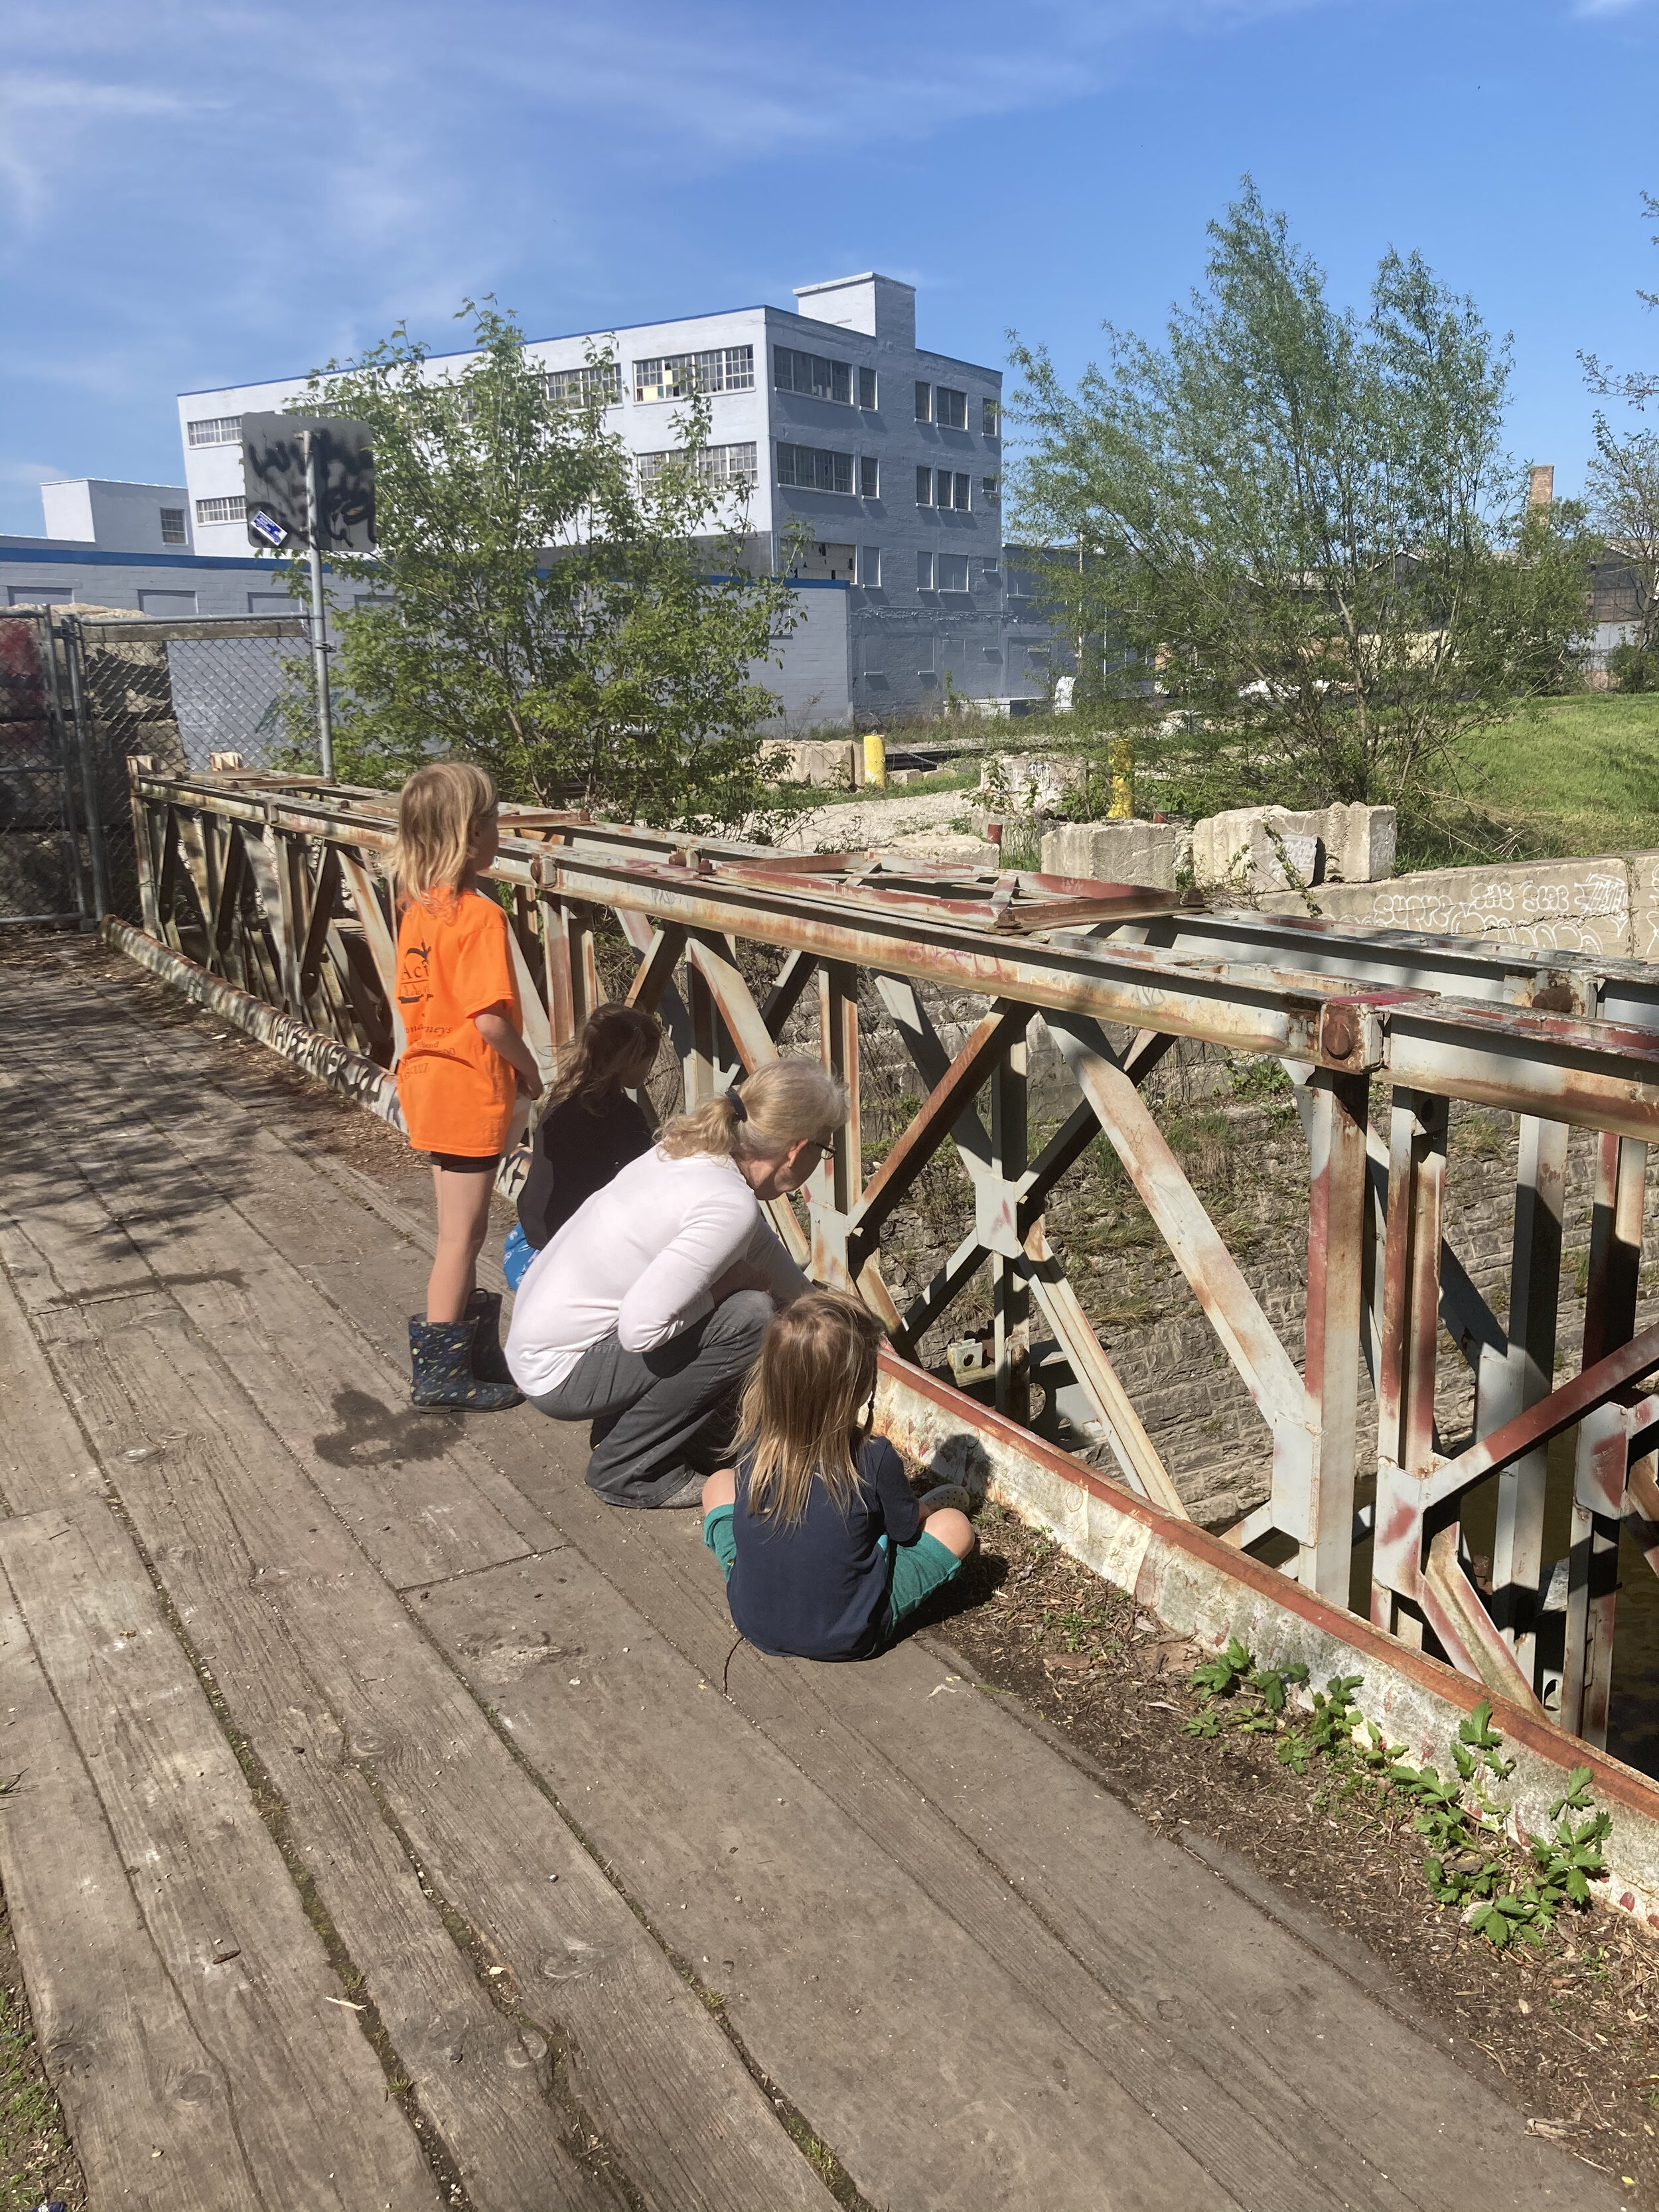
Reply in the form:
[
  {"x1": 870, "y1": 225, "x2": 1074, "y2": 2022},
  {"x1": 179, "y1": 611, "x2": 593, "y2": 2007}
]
[
  {"x1": 656, "y1": 1475, "x2": 707, "y2": 1510},
  {"x1": 917, "y1": 1482, "x2": 972, "y2": 1515}
]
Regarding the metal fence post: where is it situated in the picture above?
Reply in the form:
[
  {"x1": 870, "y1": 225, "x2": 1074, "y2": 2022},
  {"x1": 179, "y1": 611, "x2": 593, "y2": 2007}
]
[{"x1": 60, "y1": 615, "x2": 111, "y2": 921}]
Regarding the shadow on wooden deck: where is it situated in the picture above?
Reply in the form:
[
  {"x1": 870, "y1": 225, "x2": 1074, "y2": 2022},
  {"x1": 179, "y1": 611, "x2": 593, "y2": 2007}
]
[{"x1": 0, "y1": 943, "x2": 1619, "y2": 2212}]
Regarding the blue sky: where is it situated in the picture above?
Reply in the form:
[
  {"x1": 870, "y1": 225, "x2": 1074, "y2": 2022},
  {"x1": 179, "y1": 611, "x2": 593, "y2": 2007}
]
[{"x1": 1, "y1": 0, "x2": 1654, "y2": 536}]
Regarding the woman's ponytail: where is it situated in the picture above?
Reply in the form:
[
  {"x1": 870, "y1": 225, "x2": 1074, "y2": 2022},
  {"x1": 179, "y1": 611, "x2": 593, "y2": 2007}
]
[{"x1": 659, "y1": 1059, "x2": 846, "y2": 1163}]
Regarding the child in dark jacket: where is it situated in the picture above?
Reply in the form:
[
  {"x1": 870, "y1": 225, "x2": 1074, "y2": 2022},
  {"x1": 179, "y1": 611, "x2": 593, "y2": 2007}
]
[
  {"x1": 502, "y1": 1003, "x2": 662, "y2": 1290},
  {"x1": 700, "y1": 1291, "x2": 975, "y2": 1661}
]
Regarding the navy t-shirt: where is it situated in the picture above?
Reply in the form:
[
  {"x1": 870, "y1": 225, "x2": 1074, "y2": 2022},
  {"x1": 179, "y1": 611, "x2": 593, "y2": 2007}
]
[{"x1": 727, "y1": 1436, "x2": 920, "y2": 1661}]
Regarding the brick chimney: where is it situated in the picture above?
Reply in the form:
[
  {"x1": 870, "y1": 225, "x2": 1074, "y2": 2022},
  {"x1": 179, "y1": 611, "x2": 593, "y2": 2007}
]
[{"x1": 1528, "y1": 463, "x2": 1555, "y2": 510}]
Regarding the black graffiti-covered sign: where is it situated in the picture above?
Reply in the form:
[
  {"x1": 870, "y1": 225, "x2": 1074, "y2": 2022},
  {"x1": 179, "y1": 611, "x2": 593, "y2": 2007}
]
[{"x1": 242, "y1": 412, "x2": 375, "y2": 554}]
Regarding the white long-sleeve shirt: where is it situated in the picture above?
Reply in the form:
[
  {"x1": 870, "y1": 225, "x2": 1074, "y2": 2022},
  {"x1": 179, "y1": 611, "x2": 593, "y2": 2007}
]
[{"x1": 504, "y1": 1147, "x2": 807, "y2": 1396}]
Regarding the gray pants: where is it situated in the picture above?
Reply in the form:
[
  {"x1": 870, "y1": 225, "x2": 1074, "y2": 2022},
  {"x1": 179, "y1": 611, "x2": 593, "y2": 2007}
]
[{"x1": 526, "y1": 1290, "x2": 772, "y2": 1509}]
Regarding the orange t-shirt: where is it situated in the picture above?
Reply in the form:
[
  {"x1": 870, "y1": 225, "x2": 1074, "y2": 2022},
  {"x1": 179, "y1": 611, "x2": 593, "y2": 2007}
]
[{"x1": 394, "y1": 888, "x2": 522, "y2": 1156}]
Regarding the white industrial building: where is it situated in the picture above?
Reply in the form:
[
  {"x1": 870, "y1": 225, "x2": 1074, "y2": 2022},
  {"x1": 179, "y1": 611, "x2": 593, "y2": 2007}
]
[{"x1": 177, "y1": 273, "x2": 1057, "y2": 723}]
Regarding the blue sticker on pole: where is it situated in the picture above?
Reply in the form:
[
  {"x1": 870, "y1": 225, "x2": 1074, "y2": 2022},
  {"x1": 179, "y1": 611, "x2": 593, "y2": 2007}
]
[{"x1": 249, "y1": 508, "x2": 288, "y2": 548}]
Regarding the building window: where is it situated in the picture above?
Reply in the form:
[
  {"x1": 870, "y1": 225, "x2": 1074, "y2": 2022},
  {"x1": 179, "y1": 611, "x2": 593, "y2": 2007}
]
[
  {"x1": 914, "y1": 382, "x2": 932, "y2": 423},
  {"x1": 543, "y1": 363, "x2": 622, "y2": 409},
  {"x1": 633, "y1": 346, "x2": 755, "y2": 402},
  {"x1": 859, "y1": 456, "x2": 880, "y2": 498},
  {"x1": 858, "y1": 366, "x2": 877, "y2": 410},
  {"x1": 187, "y1": 415, "x2": 242, "y2": 447},
  {"x1": 637, "y1": 441, "x2": 758, "y2": 490},
  {"x1": 935, "y1": 386, "x2": 968, "y2": 431},
  {"x1": 938, "y1": 553, "x2": 970, "y2": 593},
  {"x1": 774, "y1": 348, "x2": 852, "y2": 404},
  {"x1": 916, "y1": 550, "x2": 935, "y2": 590},
  {"x1": 982, "y1": 398, "x2": 1000, "y2": 437},
  {"x1": 981, "y1": 475, "x2": 1000, "y2": 506},
  {"x1": 776, "y1": 443, "x2": 853, "y2": 494},
  {"x1": 954, "y1": 472, "x2": 972, "y2": 510},
  {"x1": 859, "y1": 546, "x2": 882, "y2": 587},
  {"x1": 159, "y1": 508, "x2": 188, "y2": 545},
  {"x1": 195, "y1": 495, "x2": 246, "y2": 524},
  {"x1": 916, "y1": 466, "x2": 934, "y2": 506}
]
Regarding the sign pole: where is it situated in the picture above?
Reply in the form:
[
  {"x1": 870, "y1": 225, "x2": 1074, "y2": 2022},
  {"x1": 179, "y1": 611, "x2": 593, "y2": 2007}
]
[{"x1": 303, "y1": 429, "x2": 336, "y2": 780}]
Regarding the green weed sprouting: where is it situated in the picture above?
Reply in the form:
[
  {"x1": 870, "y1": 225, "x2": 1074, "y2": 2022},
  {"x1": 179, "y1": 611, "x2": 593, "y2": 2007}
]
[{"x1": 1181, "y1": 1649, "x2": 1612, "y2": 1951}]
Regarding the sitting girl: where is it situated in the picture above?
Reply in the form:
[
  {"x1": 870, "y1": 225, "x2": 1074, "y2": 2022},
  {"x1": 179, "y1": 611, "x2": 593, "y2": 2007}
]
[
  {"x1": 701, "y1": 1291, "x2": 975, "y2": 1662},
  {"x1": 502, "y1": 1003, "x2": 662, "y2": 1291}
]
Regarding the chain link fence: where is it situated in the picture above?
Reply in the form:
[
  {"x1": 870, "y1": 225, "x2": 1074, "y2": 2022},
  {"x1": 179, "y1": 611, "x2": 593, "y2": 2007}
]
[{"x1": 0, "y1": 609, "x2": 314, "y2": 928}]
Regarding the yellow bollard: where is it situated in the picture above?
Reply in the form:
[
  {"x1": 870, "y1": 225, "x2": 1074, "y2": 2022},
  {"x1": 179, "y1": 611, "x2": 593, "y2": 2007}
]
[
  {"x1": 1108, "y1": 737, "x2": 1133, "y2": 820},
  {"x1": 862, "y1": 732, "x2": 887, "y2": 788}
]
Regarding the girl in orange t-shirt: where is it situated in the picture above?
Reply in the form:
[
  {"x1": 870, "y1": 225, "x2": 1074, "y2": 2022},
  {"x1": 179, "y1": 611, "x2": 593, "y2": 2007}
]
[{"x1": 392, "y1": 761, "x2": 542, "y2": 1410}]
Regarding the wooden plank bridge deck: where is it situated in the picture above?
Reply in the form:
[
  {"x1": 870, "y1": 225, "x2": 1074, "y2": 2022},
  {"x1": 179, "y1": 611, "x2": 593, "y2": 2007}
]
[{"x1": 0, "y1": 944, "x2": 1617, "y2": 2211}]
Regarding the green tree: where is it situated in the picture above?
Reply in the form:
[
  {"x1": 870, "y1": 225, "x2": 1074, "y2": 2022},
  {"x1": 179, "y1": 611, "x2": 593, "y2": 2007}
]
[
  {"x1": 271, "y1": 301, "x2": 800, "y2": 830},
  {"x1": 1580, "y1": 188, "x2": 1657, "y2": 411},
  {"x1": 1007, "y1": 186, "x2": 1598, "y2": 825},
  {"x1": 1586, "y1": 417, "x2": 1659, "y2": 670}
]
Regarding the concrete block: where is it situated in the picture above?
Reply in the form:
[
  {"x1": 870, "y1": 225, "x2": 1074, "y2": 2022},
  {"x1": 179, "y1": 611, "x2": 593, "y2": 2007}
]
[
  {"x1": 1632, "y1": 849, "x2": 1659, "y2": 963},
  {"x1": 1190, "y1": 802, "x2": 1396, "y2": 891},
  {"x1": 1039, "y1": 818, "x2": 1182, "y2": 890},
  {"x1": 776, "y1": 738, "x2": 863, "y2": 788},
  {"x1": 979, "y1": 753, "x2": 1087, "y2": 816},
  {"x1": 1285, "y1": 856, "x2": 1638, "y2": 960}
]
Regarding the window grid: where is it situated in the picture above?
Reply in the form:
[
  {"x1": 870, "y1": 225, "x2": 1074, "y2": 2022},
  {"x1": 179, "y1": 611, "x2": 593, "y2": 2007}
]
[
  {"x1": 632, "y1": 346, "x2": 755, "y2": 402},
  {"x1": 916, "y1": 466, "x2": 934, "y2": 506},
  {"x1": 981, "y1": 475, "x2": 1001, "y2": 505},
  {"x1": 914, "y1": 382, "x2": 932, "y2": 423},
  {"x1": 159, "y1": 508, "x2": 188, "y2": 545},
  {"x1": 858, "y1": 366, "x2": 877, "y2": 410},
  {"x1": 543, "y1": 363, "x2": 622, "y2": 409},
  {"x1": 982, "y1": 398, "x2": 1000, "y2": 436},
  {"x1": 195, "y1": 495, "x2": 246, "y2": 524},
  {"x1": 938, "y1": 553, "x2": 970, "y2": 593},
  {"x1": 187, "y1": 415, "x2": 242, "y2": 447},
  {"x1": 916, "y1": 550, "x2": 935, "y2": 590},
  {"x1": 637, "y1": 442, "x2": 758, "y2": 490},
  {"x1": 777, "y1": 443, "x2": 853, "y2": 494},
  {"x1": 859, "y1": 456, "x2": 879, "y2": 498},
  {"x1": 774, "y1": 348, "x2": 853, "y2": 405},
  {"x1": 935, "y1": 386, "x2": 968, "y2": 430}
]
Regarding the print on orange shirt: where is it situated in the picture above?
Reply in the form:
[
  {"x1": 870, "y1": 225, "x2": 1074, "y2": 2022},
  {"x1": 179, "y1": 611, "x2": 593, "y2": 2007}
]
[{"x1": 394, "y1": 888, "x2": 522, "y2": 1157}]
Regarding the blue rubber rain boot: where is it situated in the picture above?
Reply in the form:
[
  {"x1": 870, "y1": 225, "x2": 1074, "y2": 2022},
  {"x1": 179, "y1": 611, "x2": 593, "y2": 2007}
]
[{"x1": 409, "y1": 1315, "x2": 522, "y2": 1410}]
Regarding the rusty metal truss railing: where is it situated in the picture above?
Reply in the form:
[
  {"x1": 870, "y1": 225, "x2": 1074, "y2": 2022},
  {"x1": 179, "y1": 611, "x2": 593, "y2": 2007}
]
[{"x1": 123, "y1": 760, "x2": 1659, "y2": 1748}]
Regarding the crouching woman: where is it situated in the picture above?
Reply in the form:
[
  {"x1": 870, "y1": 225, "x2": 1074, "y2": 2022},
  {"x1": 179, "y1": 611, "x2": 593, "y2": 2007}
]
[{"x1": 505, "y1": 1059, "x2": 845, "y2": 1510}]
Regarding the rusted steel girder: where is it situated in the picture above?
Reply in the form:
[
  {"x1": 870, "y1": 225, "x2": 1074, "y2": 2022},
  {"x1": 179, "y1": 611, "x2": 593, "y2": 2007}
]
[{"x1": 123, "y1": 767, "x2": 1659, "y2": 1747}]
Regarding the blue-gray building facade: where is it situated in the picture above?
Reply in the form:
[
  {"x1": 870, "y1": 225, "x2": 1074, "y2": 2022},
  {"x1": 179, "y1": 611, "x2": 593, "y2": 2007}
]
[{"x1": 177, "y1": 273, "x2": 1058, "y2": 725}]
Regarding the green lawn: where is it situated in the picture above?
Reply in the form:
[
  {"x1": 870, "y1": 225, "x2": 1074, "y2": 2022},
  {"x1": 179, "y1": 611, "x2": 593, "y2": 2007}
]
[{"x1": 1429, "y1": 693, "x2": 1659, "y2": 865}]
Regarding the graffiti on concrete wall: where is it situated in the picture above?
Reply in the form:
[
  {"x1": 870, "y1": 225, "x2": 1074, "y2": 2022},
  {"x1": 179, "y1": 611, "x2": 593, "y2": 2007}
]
[{"x1": 1307, "y1": 852, "x2": 1659, "y2": 964}]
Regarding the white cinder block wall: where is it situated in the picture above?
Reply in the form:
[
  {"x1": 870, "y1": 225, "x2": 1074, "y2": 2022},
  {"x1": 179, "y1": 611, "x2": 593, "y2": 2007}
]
[{"x1": 177, "y1": 273, "x2": 1056, "y2": 727}]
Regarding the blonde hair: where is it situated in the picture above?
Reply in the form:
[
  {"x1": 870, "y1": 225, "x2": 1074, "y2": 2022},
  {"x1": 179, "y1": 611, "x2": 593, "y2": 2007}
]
[
  {"x1": 549, "y1": 1003, "x2": 662, "y2": 1112},
  {"x1": 658, "y1": 1058, "x2": 847, "y2": 1163},
  {"x1": 390, "y1": 761, "x2": 497, "y2": 907},
  {"x1": 735, "y1": 1292, "x2": 886, "y2": 1527}
]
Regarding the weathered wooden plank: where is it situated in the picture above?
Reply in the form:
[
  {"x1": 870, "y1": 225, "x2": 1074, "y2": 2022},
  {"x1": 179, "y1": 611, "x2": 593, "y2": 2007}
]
[
  {"x1": 0, "y1": 1495, "x2": 441, "y2": 2212},
  {"x1": 0, "y1": 990, "x2": 543, "y2": 1587},
  {"x1": 475, "y1": 1437, "x2": 1610, "y2": 2212},
  {"x1": 39, "y1": 1293, "x2": 835, "y2": 2212},
  {"x1": 419, "y1": 1548, "x2": 1262, "y2": 2212},
  {"x1": 0, "y1": 1266, "x2": 100, "y2": 1517},
  {"x1": 0, "y1": 1586, "x2": 265, "y2": 2212},
  {"x1": 32, "y1": 1295, "x2": 618, "y2": 2212}
]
